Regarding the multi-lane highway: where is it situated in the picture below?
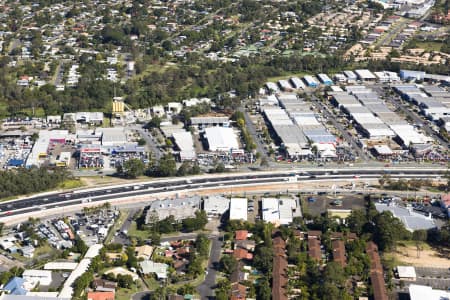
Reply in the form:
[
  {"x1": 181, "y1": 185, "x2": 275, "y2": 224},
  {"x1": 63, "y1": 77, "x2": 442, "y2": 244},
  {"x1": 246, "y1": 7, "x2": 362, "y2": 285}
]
[{"x1": 0, "y1": 166, "x2": 447, "y2": 224}]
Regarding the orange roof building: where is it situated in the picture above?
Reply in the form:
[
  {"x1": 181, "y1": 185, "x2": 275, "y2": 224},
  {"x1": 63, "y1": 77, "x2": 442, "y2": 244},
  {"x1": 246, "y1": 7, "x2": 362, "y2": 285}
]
[
  {"x1": 235, "y1": 230, "x2": 248, "y2": 240},
  {"x1": 87, "y1": 291, "x2": 115, "y2": 300},
  {"x1": 233, "y1": 248, "x2": 253, "y2": 260}
]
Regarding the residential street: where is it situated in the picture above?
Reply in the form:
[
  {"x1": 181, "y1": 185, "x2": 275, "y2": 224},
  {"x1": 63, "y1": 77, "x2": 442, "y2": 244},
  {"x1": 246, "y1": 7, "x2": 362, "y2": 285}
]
[{"x1": 197, "y1": 234, "x2": 223, "y2": 299}]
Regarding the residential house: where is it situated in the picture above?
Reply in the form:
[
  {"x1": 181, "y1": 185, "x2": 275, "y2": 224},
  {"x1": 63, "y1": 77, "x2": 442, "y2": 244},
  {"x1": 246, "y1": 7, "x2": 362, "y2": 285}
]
[
  {"x1": 230, "y1": 283, "x2": 247, "y2": 300},
  {"x1": 233, "y1": 248, "x2": 253, "y2": 260},
  {"x1": 87, "y1": 291, "x2": 115, "y2": 300},
  {"x1": 135, "y1": 245, "x2": 154, "y2": 260},
  {"x1": 308, "y1": 238, "x2": 322, "y2": 262},
  {"x1": 234, "y1": 240, "x2": 255, "y2": 252},
  {"x1": 92, "y1": 279, "x2": 117, "y2": 293},
  {"x1": 235, "y1": 230, "x2": 248, "y2": 241},
  {"x1": 272, "y1": 235, "x2": 288, "y2": 300},
  {"x1": 139, "y1": 261, "x2": 168, "y2": 280},
  {"x1": 3, "y1": 277, "x2": 28, "y2": 295},
  {"x1": 332, "y1": 240, "x2": 346, "y2": 267}
]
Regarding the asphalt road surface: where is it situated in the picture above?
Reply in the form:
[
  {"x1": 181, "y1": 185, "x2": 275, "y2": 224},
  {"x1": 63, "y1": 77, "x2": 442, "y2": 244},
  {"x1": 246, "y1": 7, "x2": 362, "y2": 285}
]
[
  {"x1": 197, "y1": 234, "x2": 223, "y2": 299},
  {"x1": 311, "y1": 95, "x2": 369, "y2": 161},
  {"x1": 0, "y1": 167, "x2": 446, "y2": 222}
]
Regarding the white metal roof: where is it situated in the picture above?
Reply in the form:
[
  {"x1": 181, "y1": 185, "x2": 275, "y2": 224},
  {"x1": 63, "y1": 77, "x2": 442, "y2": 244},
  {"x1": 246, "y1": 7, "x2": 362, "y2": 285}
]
[
  {"x1": 355, "y1": 69, "x2": 376, "y2": 79},
  {"x1": 203, "y1": 196, "x2": 230, "y2": 215},
  {"x1": 204, "y1": 127, "x2": 239, "y2": 152},
  {"x1": 44, "y1": 262, "x2": 78, "y2": 270},
  {"x1": 172, "y1": 131, "x2": 195, "y2": 152},
  {"x1": 229, "y1": 198, "x2": 248, "y2": 220},
  {"x1": 390, "y1": 124, "x2": 433, "y2": 145},
  {"x1": 262, "y1": 198, "x2": 279, "y2": 224},
  {"x1": 97, "y1": 127, "x2": 127, "y2": 145},
  {"x1": 397, "y1": 266, "x2": 416, "y2": 278},
  {"x1": 409, "y1": 284, "x2": 450, "y2": 300}
]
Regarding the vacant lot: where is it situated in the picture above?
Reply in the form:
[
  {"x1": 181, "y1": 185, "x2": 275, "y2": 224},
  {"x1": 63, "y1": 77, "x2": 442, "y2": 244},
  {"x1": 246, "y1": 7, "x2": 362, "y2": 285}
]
[{"x1": 387, "y1": 242, "x2": 450, "y2": 268}]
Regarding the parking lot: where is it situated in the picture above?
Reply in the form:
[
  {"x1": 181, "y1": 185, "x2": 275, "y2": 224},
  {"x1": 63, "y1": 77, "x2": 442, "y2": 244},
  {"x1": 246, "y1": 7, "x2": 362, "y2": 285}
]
[{"x1": 303, "y1": 193, "x2": 366, "y2": 216}]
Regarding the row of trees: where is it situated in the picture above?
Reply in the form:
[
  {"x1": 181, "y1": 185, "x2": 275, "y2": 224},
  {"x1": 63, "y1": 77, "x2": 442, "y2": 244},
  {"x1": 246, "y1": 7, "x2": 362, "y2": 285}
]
[
  {"x1": 116, "y1": 156, "x2": 201, "y2": 179},
  {"x1": 0, "y1": 167, "x2": 70, "y2": 199},
  {"x1": 232, "y1": 111, "x2": 256, "y2": 152},
  {"x1": 145, "y1": 210, "x2": 208, "y2": 234}
]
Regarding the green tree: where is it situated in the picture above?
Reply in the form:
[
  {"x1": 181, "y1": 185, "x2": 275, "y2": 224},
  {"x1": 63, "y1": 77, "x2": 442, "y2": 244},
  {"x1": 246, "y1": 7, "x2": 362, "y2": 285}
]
[
  {"x1": 253, "y1": 246, "x2": 273, "y2": 275},
  {"x1": 182, "y1": 210, "x2": 208, "y2": 232},
  {"x1": 219, "y1": 254, "x2": 238, "y2": 275},
  {"x1": 374, "y1": 211, "x2": 411, "y2": 251},
  {"x1": 121, "y1": 158, "x2": 145, "y2": 179},
  {"x1": 256, "y1": 278, "x2": 271, "y2": 300},
  {"x1": 195, "y1": 233, "x2": 210, "y2": 257},
  {"x1": 412, "y1": 230, "x2": 427, "y2": 242},
  {"x1": 347, "y1": 209, "x2": 367, "y2": 235},
  {"x1": 153, "y1": 154, "x2": 177, "y2": 177}
]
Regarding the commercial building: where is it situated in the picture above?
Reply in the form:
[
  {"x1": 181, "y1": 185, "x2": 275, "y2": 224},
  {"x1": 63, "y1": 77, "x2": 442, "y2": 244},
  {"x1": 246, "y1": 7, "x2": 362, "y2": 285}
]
[
  {"x1": 145, "y1": 196, "x2": 201, "y2": 222},
  {"x1": 278, "y1": 79, "x2": 293, "y2": 91},
  {"x1": 374, "y1": 71, "x2": 400, "y2": 82},
  {"x1": 400, "y1": 70, "x2": 426, "y2": 81},
  {"x1": 203, "y1": 196, "x2": 230, "y2": 216},
  {"x1": 74, "y1": 112, "x2": 104, "y2": 124},
  {"x1": 355, "y1": 69, "x2": 377, "y2": 81},
  {"x1": 204, "y1": 127, "x2": 239, "y2": 152},
  {"x1": 375, "y1": 203, "x2": 436, "y2": 231},
  {"x1": 172, "y1": 131, "x2": 196, "y2": 161},
  {"x1": 229, "y1": 198, "x2": 248, "y2": 221},
  {"x1": 261, "y1": 197, "x2": 300, "y2": 225},
  {"x1": 409, "y1": 284, "x2": 450, "y2": 300},
  {"x1": 289, "y1": 77, "x2": 305, "y2": 89},
  {"x1": 303, "y1": 75, "x2": 319, "y2": 87},
  {"x1": 22, "y1": 270, "x2": 52, "y2": 287},
  {"x1": 190, "y1": 116, "x2": 230, "y2": 128},
  {"x1": 26, "y1": 130, "x2": 70, "y2": 167},
  {"x1": 343, "y1": 70, "x2": 357, "y2": 82},
  {"x1": 265, "y1": 82, "x2": 279, "y2": 93},
  {"x1": 317, "y1": 73, "x2": 333, "y2": 85}
]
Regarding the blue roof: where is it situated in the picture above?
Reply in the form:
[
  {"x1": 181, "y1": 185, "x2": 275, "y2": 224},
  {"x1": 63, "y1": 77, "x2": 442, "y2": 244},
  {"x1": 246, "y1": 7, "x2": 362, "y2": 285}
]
[
  {"x1": 4, "y1": 277, "x2": 27, "y2": 295},
  {"x1": 7, "y1": 159, "x2": 24, "y2": 167}
]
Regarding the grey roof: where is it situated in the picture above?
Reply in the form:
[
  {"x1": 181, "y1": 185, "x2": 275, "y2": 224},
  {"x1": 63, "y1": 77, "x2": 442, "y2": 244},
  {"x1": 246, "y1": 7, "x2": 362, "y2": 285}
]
[
  {"x1": 365, "y1": 103, "x2": 392, "y2": 113},
  {"x1": 273, "y1": 124, "x2": 308, "y2": 146},
  {"x1": 149, "y1": 196, "x2": 201, "y2": 211},
  {"x1": 190, "y1": 116, "x2": 229, "y2": 124},
  {"x1": 375, "y1": 203, "x2": 436, "y2": 231},
  {"x1": 303, "y1": 129, "x2": 336, "y2": 144}
]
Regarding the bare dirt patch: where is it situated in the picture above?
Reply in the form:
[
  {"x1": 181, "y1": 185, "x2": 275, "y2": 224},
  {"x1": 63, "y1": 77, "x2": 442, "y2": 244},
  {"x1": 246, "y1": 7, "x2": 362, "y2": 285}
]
[{"x1": 389, "y1": 244, "x2": 450, "y2": 268}]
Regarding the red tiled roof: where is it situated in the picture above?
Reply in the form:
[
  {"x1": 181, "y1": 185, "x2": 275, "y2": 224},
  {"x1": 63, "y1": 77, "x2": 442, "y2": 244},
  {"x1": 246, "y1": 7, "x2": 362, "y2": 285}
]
[
  {"x1": 234, "y1": 248, "x2": 253, "y2": 260},
  {"x1": 308, "y1": 238, "x2": 321, "y2": 261},
  {"x1": 367, "y1": 242, "x2": 388, "y2": 300},
  {"x1": 87, "y1": 292, "x2": 115, "y2": 300},
  {"x1": 235, "y1": 230, "x2": 248, "y2": 240},
  {"x1": 272, "y1": 236, "x2": 288, "y2": 300},
  {"x1": 308, "y1": 230, "x2": 322, "y2": 239},
  {"x1": 332, "y1": 240, "x2": 346, "y2": 267}
]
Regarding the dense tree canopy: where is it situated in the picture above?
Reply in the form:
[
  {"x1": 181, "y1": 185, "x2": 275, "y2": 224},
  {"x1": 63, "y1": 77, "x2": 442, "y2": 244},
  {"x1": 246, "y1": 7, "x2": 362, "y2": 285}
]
[{"x1": 0, "y1": 167, "x2": 69, "y2": 199}]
